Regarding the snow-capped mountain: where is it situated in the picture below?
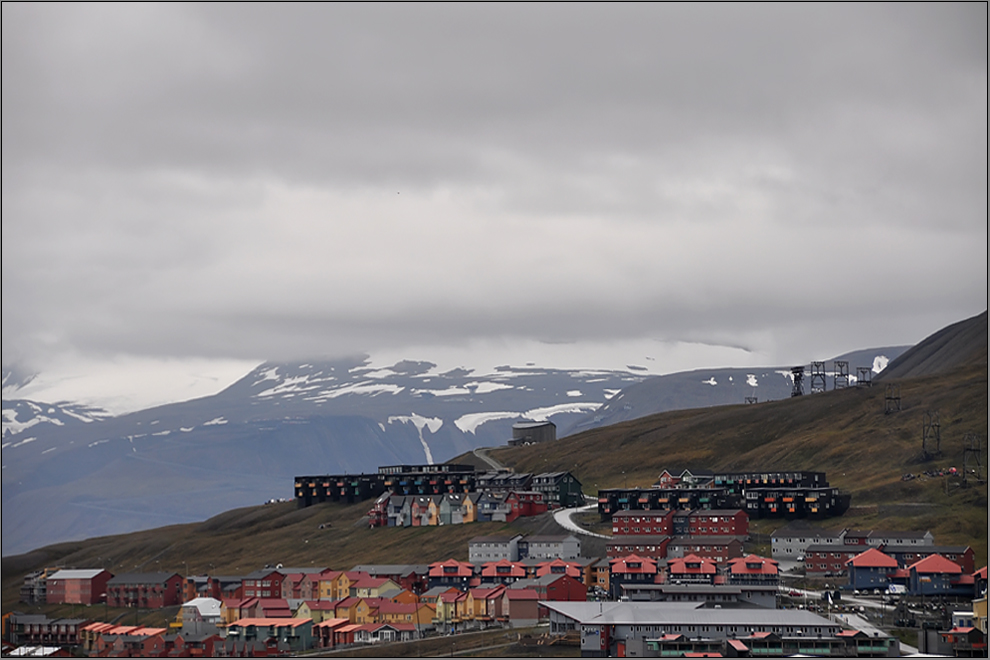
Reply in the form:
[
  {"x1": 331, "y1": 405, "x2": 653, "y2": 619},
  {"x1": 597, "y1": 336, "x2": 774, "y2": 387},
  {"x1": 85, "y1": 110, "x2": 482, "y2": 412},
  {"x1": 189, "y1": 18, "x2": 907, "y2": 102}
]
[
  {"x1": 2, "y1": 397, "x2": 111, "y2": 439},
  {"x1": 0, "y1": 355, "x2": 644, "y2": 555}
]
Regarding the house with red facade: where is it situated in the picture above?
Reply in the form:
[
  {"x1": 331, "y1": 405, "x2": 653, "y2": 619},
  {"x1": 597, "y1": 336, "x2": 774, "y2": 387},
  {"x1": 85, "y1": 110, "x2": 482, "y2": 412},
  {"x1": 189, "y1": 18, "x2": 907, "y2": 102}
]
[
  {"x1": 45, "y1": 569, "x2": 112, "y2": 605},
  {"x1": 612, "y1": 509, "x2": 675, "y2": 536},
  {"x1": 687, "y1": 509, "x2": 748, "y2": 538},
  {"x1": 805, "y1": 545, "x2": 861, "y2": 577},
  {"x1": 106, "y1": 572, "x2": 183, "y2": 608},
  {"x1": 241, "y1": 568, "x2": 286, "y2": 599},
  {"x1": 667, "y1": 536, "x2": 743, "y2": 562},
  {"x1": 606, "y1": 535, "x2": 670, "y2": 560}
]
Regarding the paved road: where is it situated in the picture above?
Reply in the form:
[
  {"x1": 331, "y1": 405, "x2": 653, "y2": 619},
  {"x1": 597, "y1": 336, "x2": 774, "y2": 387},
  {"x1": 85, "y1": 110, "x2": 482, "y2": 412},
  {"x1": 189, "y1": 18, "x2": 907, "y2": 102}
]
[
  {"x1": 553, "y1": 503, "x2": 611, "y2": 539},
  {"x1": 473, "y1": 447, "x2": 504, "y2": 471}
]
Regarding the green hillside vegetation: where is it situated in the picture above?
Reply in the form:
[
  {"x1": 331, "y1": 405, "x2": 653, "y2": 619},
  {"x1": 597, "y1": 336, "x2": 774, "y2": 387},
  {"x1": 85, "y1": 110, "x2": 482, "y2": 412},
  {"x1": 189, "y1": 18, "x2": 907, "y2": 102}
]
[
  {"x1": 491, "y1": 359, "x2": 988, "y2": 564},
  {"x1": 1, "y1": 498, "x2": 568, "y2": 616}
]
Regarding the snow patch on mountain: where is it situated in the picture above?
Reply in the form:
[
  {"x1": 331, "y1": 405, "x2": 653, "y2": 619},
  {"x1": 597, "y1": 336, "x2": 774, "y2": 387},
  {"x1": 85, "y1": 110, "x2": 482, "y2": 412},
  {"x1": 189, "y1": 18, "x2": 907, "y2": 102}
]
[
  {"x1": 775, "y1": 370, "x2": 795, "y2": 383},
  {"x1": 412, "y1": 386, "x2": 471, "y2": 397},
  {"x1": 203, "y1": 417, "x2": 228, "y2": 426},
  {"x1": 469, "y1": 382, "x2": 514, "y2": 394},
  {"x1": 872, "y1": 355, "x2": 889, "y2": 373},
  {"x1": 387, "y1": 414, "x2": 443, "y2": 464},
  {"x1": 255, "y1": 374, "x2": 323, "y2": 397},
  {"x1": 746, "y1": 374, "x2": 758, "y2": 387},
  {"x1": 523, "y1": 402, "x2": 602, "y2": 421},
  {"x1": 455, "y1": 412, "x2": 521, "y2": 434},
  {"x1": 307, "y1": 382, "x2": 405, "y2": 400},
  {"x1": 702, "y1": 377, "x2": 717, "y2": 386}
]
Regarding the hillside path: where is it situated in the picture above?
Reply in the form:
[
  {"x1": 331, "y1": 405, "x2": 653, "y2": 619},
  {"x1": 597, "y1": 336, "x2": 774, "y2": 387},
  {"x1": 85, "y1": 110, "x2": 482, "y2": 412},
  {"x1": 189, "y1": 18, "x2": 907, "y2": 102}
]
[
  {"x1": 473, "y1": 447, "x2": 505, "y2": 471},
  {"x1": 553, "y1": 503, "x2": 610, "y2": 539}
]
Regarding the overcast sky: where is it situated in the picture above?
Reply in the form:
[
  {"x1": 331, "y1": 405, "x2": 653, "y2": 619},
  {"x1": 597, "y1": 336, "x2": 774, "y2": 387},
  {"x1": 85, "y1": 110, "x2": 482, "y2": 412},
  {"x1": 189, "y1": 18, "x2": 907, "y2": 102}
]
[{"x1": 3, "y1": 4, "x2": 987, "y2": 412}]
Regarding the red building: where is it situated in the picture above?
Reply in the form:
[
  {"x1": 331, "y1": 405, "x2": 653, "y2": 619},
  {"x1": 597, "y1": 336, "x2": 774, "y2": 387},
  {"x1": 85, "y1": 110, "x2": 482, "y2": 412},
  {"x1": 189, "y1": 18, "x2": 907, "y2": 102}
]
[
  {"x1": 513, "y1": 491, "x2": 549, "y2": 517},
  {"x1": 106, "y1": 573, "x2": 184, "y2": 608},
  {"x1": 805, "y1": 545, "x2": 860, "y2": 576},
  {"x1": 242, "y1": 569, "x2": 286, "y2": 599},
  {"x1": 612, "y1": 510, "x2": 674, "y2": 536},
  {"x1": 46, "y1": 569, "x2": 113, "y2": 605},
  {"x1": 668, "y1": 537, "x2": 744, "y2": 563},
  {"x1": 606, "y1": 536, "x2": 671, "y2": 560},
  {"x1": 687, "y1": 509, "x2": 748, "y2": 537}
]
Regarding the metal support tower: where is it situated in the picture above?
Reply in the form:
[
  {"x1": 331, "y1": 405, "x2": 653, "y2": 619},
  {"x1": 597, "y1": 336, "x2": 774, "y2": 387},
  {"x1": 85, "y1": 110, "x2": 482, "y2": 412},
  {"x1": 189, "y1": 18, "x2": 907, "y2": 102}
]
[
  {"x1": 809, "y1": 361, "x2": 827, "y2": 393},
  {"x1": 790, "y1": 366, "x2": 805, "y2": 397},
  {"x1": 833, "y1": 361, "x2": 849, "y2": 389},
  {"x1": 745, "y1": 396, "x2": 758, "y2": 404},
  {"x1": 856, "y1": 367, "x2": 872, "y2": 387},
  {"x1": 922, "y1": 410, "x2": 941, "y2": 459},
  {"x1": 962, "y1": 434, "x2": 986, "y2": 486},
  {"x1": 884, "y1": 384, "x2": 901, "y2": 414}
]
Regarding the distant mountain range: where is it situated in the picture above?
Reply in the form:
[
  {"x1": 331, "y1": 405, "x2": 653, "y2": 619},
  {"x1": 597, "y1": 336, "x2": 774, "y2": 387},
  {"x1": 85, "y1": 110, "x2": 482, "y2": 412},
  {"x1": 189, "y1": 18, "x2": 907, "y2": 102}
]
[{"x1": 1, "y1": 340, "x2": 913, "y2": 556}]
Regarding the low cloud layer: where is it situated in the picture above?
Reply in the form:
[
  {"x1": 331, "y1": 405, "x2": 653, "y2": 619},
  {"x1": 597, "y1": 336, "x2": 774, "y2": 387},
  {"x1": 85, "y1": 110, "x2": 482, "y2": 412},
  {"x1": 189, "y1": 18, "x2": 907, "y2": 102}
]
[{"x1": 3, "y1": 4, "x2": 986, "y2": 396}]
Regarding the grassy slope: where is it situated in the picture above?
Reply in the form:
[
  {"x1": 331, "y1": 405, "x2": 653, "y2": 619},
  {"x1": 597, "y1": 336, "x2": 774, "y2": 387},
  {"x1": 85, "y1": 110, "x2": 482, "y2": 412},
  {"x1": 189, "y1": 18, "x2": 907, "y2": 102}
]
[
  {"x1": 489, "y1": 360, "x2": 988, "y2": 563},
  {"x1": 1, "y1": 499, "x2": 571, "y2": 615}
]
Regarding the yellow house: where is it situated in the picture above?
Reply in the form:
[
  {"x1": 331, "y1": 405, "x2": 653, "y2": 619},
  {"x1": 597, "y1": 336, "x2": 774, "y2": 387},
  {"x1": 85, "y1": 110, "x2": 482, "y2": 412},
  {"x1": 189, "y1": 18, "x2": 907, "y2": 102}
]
[
  {"x1": 461, "y1": 493, "x2": 479, "y2": 523},
  {"x1": 353, "y1": 598, "x2": 377, "y2": 624},
  {"x1": 351, "y1": 577, "x2": 401, "y2": 599},
  {"x1": 294, "y1": 600, "x2": 338, "y2": 623},
  {"x1": 434, "y1": 591, "x2": 467, "y2": 627},
  {"x1": 380, "y1": 601, "x2": 434, "y2": 627},
  {"x1": 316, "y1": 570, "x2": 347, "y2": 600}
]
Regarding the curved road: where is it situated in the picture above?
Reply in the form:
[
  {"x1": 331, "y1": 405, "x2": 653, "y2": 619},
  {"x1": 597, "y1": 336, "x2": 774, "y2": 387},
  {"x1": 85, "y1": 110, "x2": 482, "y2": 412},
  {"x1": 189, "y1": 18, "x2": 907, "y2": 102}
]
[
  {"x1": 553, "y1": 503, "x2": 610, "y2": 539},
  {"x1": 473, "y1": 447, "x2": 505, "y2": 471}
]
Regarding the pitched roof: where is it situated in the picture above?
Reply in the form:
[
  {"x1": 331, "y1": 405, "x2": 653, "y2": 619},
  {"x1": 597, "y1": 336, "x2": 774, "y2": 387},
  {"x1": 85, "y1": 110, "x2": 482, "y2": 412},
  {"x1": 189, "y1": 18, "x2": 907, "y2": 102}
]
[
  {"x1": 846, "y1": 548, "x2": 898, "y2": 569},
  {"x1": 909, "y1": 554, "x2": 962, "y2": 574}
]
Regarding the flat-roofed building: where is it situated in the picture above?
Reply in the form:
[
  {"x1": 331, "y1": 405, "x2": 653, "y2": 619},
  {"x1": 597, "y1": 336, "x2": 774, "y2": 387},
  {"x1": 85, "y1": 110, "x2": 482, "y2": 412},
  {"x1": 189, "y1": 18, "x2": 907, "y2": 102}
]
[{"x1": 543, "y1": 601, "x2": 897, "y2": 657}]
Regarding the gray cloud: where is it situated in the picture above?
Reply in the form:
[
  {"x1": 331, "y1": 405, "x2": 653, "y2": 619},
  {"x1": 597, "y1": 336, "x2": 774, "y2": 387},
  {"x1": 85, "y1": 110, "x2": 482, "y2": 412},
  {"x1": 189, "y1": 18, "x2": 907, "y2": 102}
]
[{"x1": 2, "y1": 4, "x2": 986, "y2": 377}]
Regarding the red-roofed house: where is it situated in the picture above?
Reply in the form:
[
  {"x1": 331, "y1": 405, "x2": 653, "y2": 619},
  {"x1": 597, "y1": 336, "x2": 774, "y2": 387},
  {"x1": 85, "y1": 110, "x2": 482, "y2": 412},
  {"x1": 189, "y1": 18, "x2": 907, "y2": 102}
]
[
  {"x1": 727, "y1": 554, "x2": 779, "y2": 586},
  {"x1": 481, "y1": 558, "x2": 527, "y2": 584},
  {"x1": 313, "y1": 618, "x2": 350, "y2": 649},
  {"x1": 536, "y1": 559, "x2": 583, "y2": 579},
  {"x1": 940, "y1": 627, "x2": 987, "y2": 656},
  {"x1": 846, "y1": 548, "x2": 899, "y2": 590},
  {"x1": 428, "y1": 559, "x2": 475, "y2": 590},
  {"x1": 609, "y1": 555, "x2": 659, "y2": 598},
  {"x1": 667, "y1": 554, "x2": 718, "y2": 584},
  {"x1": 466, "y1": 585, "x2": 506, "y2": 623},
  {"x1": 909, "y1": 554, "x2": 965, "y2": 595}
]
